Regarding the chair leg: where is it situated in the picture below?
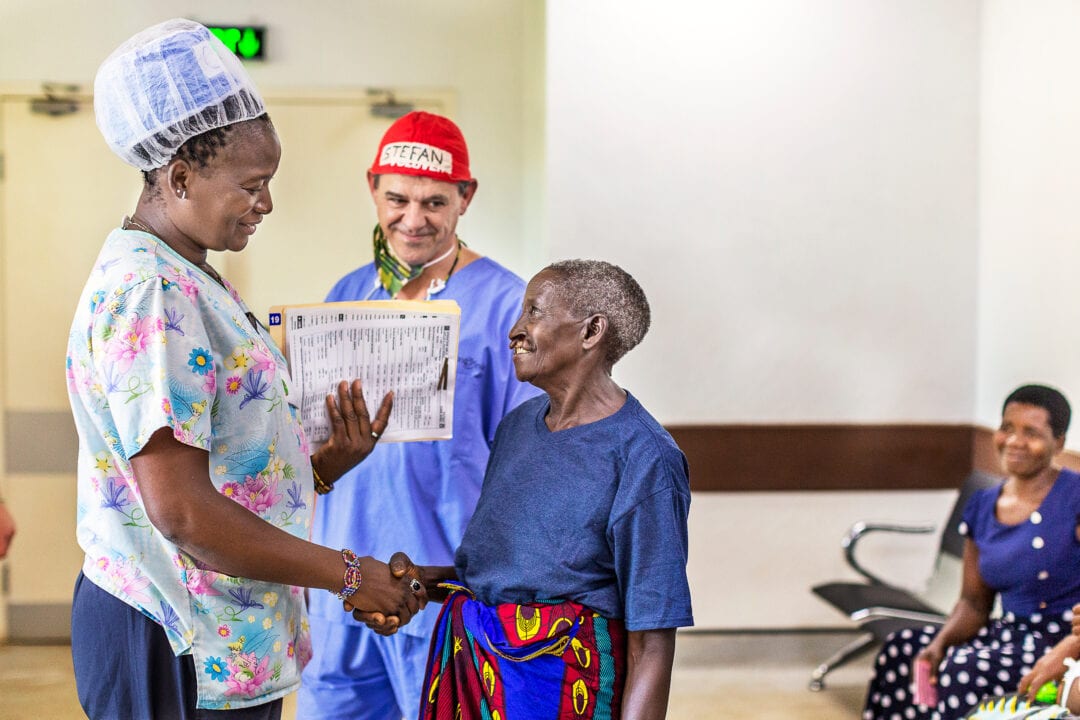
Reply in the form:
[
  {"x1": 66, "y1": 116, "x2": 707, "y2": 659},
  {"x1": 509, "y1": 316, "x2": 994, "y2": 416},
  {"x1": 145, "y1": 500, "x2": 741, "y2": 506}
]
[{"x1": 808, "y1": 632, "x2": 877, "y2": 691}]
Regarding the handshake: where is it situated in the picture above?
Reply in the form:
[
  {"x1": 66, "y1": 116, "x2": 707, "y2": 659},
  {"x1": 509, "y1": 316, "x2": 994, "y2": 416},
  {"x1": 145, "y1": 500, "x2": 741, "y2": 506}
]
[{"x1": 339, "y1": 551, "x2": 456, "y2": 636}]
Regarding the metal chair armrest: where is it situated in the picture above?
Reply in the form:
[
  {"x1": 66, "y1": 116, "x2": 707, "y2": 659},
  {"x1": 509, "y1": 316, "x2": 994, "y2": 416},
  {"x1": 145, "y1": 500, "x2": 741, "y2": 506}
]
[
  {"x1": 850, "y1": 606, "x2": 946, "y2": 626},
  {"x1": 843, "y1": 521, "x2": 936, "y2": 585}
]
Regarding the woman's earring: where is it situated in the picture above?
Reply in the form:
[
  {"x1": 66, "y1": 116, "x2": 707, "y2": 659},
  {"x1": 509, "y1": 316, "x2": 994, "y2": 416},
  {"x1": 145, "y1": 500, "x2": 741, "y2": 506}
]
[{"x1": 178, "y1": 189, "x2": 186, "y2": 200}]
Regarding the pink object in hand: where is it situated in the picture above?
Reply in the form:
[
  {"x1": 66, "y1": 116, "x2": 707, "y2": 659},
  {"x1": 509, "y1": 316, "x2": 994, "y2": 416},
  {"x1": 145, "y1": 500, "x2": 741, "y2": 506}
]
[{"x1": 913, "y1": 660, "x2": 938, "y2": 707}]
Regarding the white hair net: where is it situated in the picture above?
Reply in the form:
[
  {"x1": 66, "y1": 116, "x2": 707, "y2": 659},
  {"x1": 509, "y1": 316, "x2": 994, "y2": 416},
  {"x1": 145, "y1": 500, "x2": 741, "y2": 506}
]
[{"x1": 94, "y1": 18, "x2": 266, "y2": 171}]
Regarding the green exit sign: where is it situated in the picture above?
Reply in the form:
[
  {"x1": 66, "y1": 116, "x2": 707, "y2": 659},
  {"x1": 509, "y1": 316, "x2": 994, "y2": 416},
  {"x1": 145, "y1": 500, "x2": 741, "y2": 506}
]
[{"x1": 207, "y1": 25, "x2": 265, "y2": 60}]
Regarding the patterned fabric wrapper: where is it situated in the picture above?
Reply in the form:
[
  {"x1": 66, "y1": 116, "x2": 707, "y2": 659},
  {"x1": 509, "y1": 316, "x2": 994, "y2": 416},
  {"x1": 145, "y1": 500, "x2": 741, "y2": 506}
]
[
  {"x1": 419, "y1": 584, "x2": 626, "y2": 720},
  {"x1": 961, "y1": 693, "x2": 1071, "y2": 719}
]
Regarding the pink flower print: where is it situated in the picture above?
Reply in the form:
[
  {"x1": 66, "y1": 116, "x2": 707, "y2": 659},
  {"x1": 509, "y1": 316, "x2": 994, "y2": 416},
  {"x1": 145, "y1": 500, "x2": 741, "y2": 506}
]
[
  {"x1": 105, "y1": 315, "x2": 160, "y2": 373},
  {"x1": 202, "y1": 370, "x2": 217, "y2": 394},
  {"x1": 177, "y1": 276, "x2": 200, "y2": 300},
  {"x1": 225, "y1": 376, "x2": 242, "y2": 395},
  {"x1": 296, "y1": 633, "x2": 312, "y2": 666},
  {"x1": 220, "y1": 482, "x2": 245, "y2": 505},
  {"x1": 218, "y1": 624, "x2": 232, "y2": 638},
  {"x1": 224, "y1": 651, "x2": 271, "y2": 698},
  {"x1": 286, "y1": 641, "x2": 295, "y2": 658},
  {"x1": 247, "y1": 344, "x2": 277, "y2": 382},
  {"x1": 104, "y1": 557, "x2": 152, "y2": 605},
  {"x1": 184, "y1": 567, "x2": 223, "y2": 596},
  {"x1": 162, "y1": 398, "x2": 173, "y2": 416},
  {"x1": 225, "y1": 475, "x2": 282, "y2": 515},
  {"x1": 66, "y1": 359, "x2": 93, "y2": 393},
  {"x1": 296, "y1": 423, "x2": 312, "y2": 457}
]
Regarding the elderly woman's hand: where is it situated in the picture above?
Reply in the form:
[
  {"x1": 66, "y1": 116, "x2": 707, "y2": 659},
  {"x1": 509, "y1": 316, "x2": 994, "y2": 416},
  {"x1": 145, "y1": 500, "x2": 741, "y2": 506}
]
[
  {"x1": 345, "y1": 552, "x2": 428, "y2": 635},
  {"x1": 311, "y1": 379, "x2": 393, "y2": 487},
  {"x1": 352, "y1": 555, "x2": 459, "y2": 635},
  {"x1": 341, "y1": 553, "x2": 426, "y2": 631}
]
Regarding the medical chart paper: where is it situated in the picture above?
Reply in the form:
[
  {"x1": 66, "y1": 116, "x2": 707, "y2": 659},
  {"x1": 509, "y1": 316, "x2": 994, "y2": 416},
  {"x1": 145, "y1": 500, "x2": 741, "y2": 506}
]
[{"x1": 268, "y1": 300, "x2": 460, "y2": 445}]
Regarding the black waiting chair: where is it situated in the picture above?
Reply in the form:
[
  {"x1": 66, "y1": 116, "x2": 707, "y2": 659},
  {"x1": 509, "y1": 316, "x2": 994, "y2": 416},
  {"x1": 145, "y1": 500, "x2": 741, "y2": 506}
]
[{"x1": 808, "y1": 470, "x2": 1003, "y2": 691}]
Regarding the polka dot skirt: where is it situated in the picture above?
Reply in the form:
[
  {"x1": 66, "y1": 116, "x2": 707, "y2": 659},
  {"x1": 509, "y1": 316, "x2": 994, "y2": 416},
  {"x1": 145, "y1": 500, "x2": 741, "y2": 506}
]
[{"x1": 862, "y1": 612, "x2": 1070, "y2": 720}]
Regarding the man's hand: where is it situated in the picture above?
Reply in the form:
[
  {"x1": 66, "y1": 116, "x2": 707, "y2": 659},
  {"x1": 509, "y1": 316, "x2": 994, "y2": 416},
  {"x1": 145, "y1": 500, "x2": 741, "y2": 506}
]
[{"x1": 312, "y1": 380, "x2": 393, "y2": 485}]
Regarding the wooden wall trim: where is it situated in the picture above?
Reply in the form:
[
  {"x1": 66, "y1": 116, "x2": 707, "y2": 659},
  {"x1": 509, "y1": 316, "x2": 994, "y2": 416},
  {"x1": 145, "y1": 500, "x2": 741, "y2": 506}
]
[
  {"x1": 666, "y1": 424, "x2": 975, "y2": 492},
  {"x1": 670, "y1": 423, "x2": 1080, "y2": 492}
]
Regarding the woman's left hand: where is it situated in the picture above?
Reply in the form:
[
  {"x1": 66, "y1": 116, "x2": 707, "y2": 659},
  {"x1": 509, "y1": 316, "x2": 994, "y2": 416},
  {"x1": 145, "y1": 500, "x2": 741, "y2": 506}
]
[
  {"x1": 1018, "y1": 635, "x2": 1080, "y2": 701},
  {"x1": 312, "y1": 379, "x2": 393, "y2": 485}
]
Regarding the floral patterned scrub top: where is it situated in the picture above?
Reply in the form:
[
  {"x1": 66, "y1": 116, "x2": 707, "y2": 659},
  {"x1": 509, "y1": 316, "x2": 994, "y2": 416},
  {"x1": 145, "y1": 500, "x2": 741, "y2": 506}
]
[{"x1": 67, "y1": 228, "x2": 315, "y2": 709}]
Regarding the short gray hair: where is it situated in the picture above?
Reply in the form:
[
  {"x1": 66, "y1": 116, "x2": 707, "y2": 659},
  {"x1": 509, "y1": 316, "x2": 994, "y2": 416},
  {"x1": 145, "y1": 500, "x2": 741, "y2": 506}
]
[{"x1": 544, "y1": 259, "x2": 650, "y2": 367}]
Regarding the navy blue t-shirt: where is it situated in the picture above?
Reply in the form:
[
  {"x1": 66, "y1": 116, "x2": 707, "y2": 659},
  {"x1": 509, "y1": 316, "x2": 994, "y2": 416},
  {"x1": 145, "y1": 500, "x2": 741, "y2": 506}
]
[
  {"x1": 455, "y1": 392, "x2": 694, "y2": 632},
  {"x1": 961, "y1": 467, "x2": 1080, "y2": 616}
]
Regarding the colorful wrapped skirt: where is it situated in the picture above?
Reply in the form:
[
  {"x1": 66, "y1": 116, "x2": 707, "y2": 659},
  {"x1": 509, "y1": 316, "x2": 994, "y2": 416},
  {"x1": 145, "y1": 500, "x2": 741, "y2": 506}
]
[{"x1": 419, "y1": 584, "x2": 626, "y2": 720}]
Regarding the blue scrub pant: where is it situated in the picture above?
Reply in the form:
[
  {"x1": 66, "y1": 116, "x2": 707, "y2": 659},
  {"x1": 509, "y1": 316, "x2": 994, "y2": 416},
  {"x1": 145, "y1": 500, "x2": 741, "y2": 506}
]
[
  {"x1": 297, "y1": 621, "x2": 429, "y2": 720},
  {"x1": 71, "y1": 571, "x2": 283, "y2": 720}
]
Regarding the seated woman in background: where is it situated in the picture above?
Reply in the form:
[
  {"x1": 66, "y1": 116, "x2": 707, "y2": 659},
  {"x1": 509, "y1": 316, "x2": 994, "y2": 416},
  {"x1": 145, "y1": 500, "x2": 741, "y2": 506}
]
[
  {"x1": 360, "y1": 260, "x2": 694, "y2": 719},
  {"x1": 864, "y1": 384, "x2": 1080, "y2": 720}
]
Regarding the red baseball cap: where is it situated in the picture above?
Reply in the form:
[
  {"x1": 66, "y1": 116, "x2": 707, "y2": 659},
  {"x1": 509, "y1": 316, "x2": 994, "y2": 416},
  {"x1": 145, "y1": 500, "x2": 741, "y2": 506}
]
[{"x1": 369, "y1": 111, "x2": 472, "y2": 183}]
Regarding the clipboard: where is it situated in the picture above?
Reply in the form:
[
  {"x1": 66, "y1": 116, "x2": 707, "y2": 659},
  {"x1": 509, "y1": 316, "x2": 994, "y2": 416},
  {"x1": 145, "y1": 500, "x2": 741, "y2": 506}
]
[{"x1": 268, "y1": 299, "x2": 461, "y2": 445}]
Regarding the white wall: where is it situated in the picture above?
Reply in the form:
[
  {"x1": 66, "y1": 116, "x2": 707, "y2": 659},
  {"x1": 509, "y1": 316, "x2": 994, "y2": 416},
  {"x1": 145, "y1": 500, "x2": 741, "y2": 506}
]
[
  {"x1": 546, "y1": 0, "x2": 981, "y2": 628},
  {"x1": 548, "y1": 0, "x2": 980, "y2": 425},
  {"x1": 976, "y1": 2, "x2": 1080, "y2": 431}
]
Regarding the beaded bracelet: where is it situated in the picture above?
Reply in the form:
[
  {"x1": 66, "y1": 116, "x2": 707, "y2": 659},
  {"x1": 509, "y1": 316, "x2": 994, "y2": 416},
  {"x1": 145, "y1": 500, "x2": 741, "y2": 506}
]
[
  {"x1": 335, "y1": 549, "x2": 363, "y2": 600},
  {"x1": 312, "y1": 465, "x2": 333, "y2": 495}
]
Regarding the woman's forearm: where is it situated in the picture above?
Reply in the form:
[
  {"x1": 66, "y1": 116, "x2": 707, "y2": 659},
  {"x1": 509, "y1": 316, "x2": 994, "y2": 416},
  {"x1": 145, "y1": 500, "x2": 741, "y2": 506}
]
[
  {"x1": 131, "y1": 427, "x2": 418, "y2": 618},
  {"x1": 621, "y1": 628, "x2": 677, "y2": 720},
  {"x1": 929, "y1": 598, "x2": 992, "y2": 653}
]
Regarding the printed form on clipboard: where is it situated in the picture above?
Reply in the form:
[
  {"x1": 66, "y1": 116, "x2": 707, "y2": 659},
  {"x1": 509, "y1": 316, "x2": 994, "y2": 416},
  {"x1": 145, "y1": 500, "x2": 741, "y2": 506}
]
[{"x1": 268, "y1": 300, "x2": 460, "y2": 446}]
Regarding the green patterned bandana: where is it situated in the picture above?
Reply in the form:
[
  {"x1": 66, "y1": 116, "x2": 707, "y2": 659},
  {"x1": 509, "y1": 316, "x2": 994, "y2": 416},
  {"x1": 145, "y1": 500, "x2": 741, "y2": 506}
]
[{"x1": 373, "y1": 223, "x2": 424, "y2": 297}]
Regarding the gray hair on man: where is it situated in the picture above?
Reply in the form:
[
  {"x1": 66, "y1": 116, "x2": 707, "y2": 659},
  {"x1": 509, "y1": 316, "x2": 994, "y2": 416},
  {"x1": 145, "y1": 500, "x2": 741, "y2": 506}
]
[{"x1": 545, "y1": 259, "x2": 651, "y2": 367}]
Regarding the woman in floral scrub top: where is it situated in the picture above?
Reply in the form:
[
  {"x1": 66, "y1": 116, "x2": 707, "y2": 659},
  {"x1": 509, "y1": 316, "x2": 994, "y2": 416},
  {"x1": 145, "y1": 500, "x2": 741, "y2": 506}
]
[{"x1": 67, "y1": 19, "x2": 425, "y2": 718}]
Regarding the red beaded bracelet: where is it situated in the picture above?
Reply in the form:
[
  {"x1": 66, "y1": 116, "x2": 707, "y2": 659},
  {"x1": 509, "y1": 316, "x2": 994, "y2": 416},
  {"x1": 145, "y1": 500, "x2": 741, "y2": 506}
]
[{"x1": 335, "y1": 549, "x2": 363, "y2": 601}]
